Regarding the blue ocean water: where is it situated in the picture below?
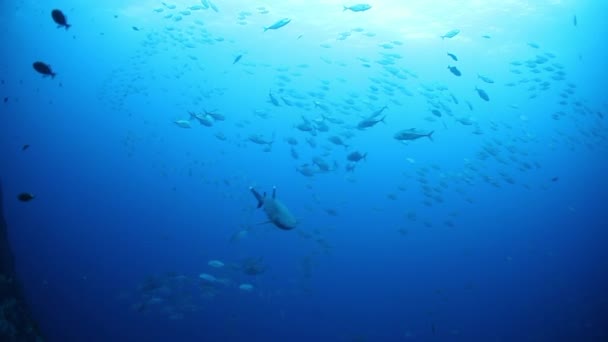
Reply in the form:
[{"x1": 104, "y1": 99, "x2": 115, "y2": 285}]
[{"x1": 1, "y1": 0, "x2": 607, "y2": 341}]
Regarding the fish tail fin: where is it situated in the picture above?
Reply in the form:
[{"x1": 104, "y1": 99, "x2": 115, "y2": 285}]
[
  {"x1": 249, "y1": 187, "x2": 264, "y2": 208},
  {"x1": 428, "y1": 131, "x2": 435, "y2": 141},
  {"x1": 51, "y1": 72, "x2": 56, "y2": 79},
  {"x1": 65, "y1": 24, "x2": 71, "y2": 30},
  {"x1": 263, "y1": 27, "x2": 268, "y2": 32},
  {"x1": 381, "y1": 116, "x2": 387, "y2": 124},
  {"x1": 343, "y1": 6, "x2": 348, "y2": 11}
]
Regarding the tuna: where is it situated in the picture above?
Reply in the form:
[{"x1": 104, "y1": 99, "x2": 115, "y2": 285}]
[
  {"x1": 475, "y1": 87, "x2": 490, "y2": 101},
  {"x1": 357, "y1": 107, "x2": 388, "y2": 129},
  {"x1": 328, "y1": 135, "x2": 348, "y2": 148},
  {"x1": 478, "y1": 74, "x2": 495, "y2": 84},
  {"x1": 357, "y1": 116, "x2": 385, "y2": 129},
  {"x1": 268, "y1": 91, "x2": 280, "y2": 106},
  {"x1": 369, "y1": 105, "x2": 388, "y2": 118},
  {"x1": 347, "y1": 151, "x2": 367, "y2": 162},
  {"x1": 204, "y1": 110, "x2": 225, "y2": 121},
  {"x1": 188, "y1": 111, "x2": 213, "y2": 126},
  {"x1": 248, "y1": 134, "x2": 274, "y2": 146},
  {"x1": 441, "y1": 29, "x2": 460, "y2": 40},
  {"x1": 174, "y1": 120, "x2": 191, "y2": 128},
  {"x1": 448, "y1": 65, "x2": 461, "y2": 76},
  {"x1": 250, "y1": 186, "x2": 297, "y2": 230},
  {"x1": 264, "y1": 18, "x2": 291, "y2": 32},
  {"x1": 343, "y1": 4, "x2": 372, "y2": 12},
  {"x1": 394, "y1": 128, "x2": 434, "y2": 142}
]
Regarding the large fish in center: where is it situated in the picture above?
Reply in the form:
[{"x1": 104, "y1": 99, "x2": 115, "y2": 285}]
[{"x1": 250, "y1": 186, "x2": 297, "y2": 230}]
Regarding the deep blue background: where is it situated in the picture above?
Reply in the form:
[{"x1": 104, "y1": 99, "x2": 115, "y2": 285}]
[{"x1": 1, "y1": 1, "x2": 607, "y2": 341}]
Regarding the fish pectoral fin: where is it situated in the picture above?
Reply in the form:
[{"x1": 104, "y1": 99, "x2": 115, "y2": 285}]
[{"x1": 249, "y1": 187, "x2": 264, "y2": 208}]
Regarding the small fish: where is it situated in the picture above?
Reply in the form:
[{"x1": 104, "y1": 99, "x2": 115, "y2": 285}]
[
  {"x1": 477, "y1": 74, "x2": 494, "y2": 83},
  {"x1": 312, "y1": 156, "x2": 332, "y2": 172},
  {"x1": 295, "y1": 121, "x2": 313, "y2": 132},
  {"x1": 481, "y1": 34, "x2": 492, "y2": 39},
  {"x1": 268, "y1": 91, "x2": 280, "y2": 106},
  {"x1": 162, "y1": 2, "x2": 177, "y2": 9},
  {"x1": 551, "y1": 176, "x2": 559, "y2": 182},
  {"x1": 475, "y1": 87, "x2": 490, "y2": 101},
  {"x1": 328, "y1": 135, "x2": 348, "y2": 148},
  {"x1": 208, "y1": 0, "x2": 219, "y2": 12},
  {"x1": 447, "y1": 65, "x2": 461, "y2": 76},
  {"x1": 343, "y1": 4, "x2": 372, "y2": 12},
  {"x1": 466, "y1": 100, "x2": 474, "y2": 111},
  {"x1": 321, "y1": 114, "x2": 344, "y2": 124},
  {"x1": 450, "y1": 93, "x2": 459, "y2": 104},
  {"x1": 193, "y1": 114, "x2": 213, "y2": 127},
  {"x1": 573, "y1": 15, "x2": 577, "y2": 27},
  {"x1": 281, "y1": 96, "x2": 293, "y2": 106},
  {"x1": 233, "y1": 54, "x2": 243, "y2": 64},
  {"x1": 296, "y1": 163, "x2": 316, "y2": 177},
  {"x1": 248, "y1": 134, "x2": 273, "y2": 146},
  {"x1": 132, "y1": 26, "x2": 140, "y2": 31},
  {"x1": 17, "y1": 193, "x2": 35, "y2": 202},
  {"x1": 455, "y1": 117, "x2": 475, "y2": 126},
  {"x1": 369, "y1": 105, "x2": 388, "y2": 118},
  {"x1": 527, "y1": 42, "x2": 540, "y2": 49},
  {"x1": 51, "y1": 9, "x2": 71, "y2": 30},
  {"x1": 441, "y1": 29, "x2": 460, "y2": 40},
  {"x1": 208, "y1": 260, "x2": 224, "y2": 268},
  {"x1": 347, "y1": 151, "x2": 367, "y2": 162},
  {"x1": 447, "y1": 52, "x2": 458, "y2": 61},
  {"x1": 394, "y1": 129, "x2": 434, "y2": 142},
  {"x1": 264, "y1": 18, "x2": 291, "y2": 32},
  {"x1": 32, "y1": 62, "x2": 56, "y2": 78},
  {"x1": 431, "y1": 109, "x2": 442, "y2": 117},
  {"x1": 22, "y1": 144, "x2": 30, "y2": 151},
  {"x1": 3, "y1": 97, "x2": 7, "y2": 103},
  {"x1": 204, "y1": 110, "x2": 225, "y2": 121},
  {"x1": 357, "y1": 115, "x2": 386, "y2": 129},
  {"x1": 174, "y1": 119, "x2": 191, "y2": 128}
]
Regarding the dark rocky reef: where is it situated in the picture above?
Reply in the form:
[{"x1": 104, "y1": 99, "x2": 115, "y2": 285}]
[{"x1": 0, "y1": 180, "x2": 44, "y2": 341}]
